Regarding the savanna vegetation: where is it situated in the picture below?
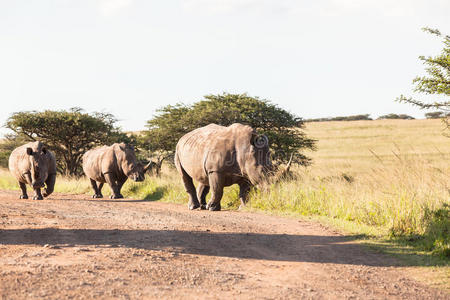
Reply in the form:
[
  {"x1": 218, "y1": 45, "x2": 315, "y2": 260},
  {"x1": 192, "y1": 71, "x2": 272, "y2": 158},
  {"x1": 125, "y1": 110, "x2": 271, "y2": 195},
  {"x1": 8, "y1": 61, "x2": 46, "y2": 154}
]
[
  {"x1": 1, "y1": 119, "x2": 448, "y2": 261},
  {"x1": 298, "y1": 119, "x2": 449, "y2": 259}
]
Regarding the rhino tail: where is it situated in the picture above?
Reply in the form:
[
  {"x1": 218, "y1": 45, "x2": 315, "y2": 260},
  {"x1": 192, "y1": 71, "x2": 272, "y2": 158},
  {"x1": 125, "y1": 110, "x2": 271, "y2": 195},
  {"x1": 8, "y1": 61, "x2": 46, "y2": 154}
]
[{"x1": 174, "y1": 150, "x2": 181, "y2": 173}]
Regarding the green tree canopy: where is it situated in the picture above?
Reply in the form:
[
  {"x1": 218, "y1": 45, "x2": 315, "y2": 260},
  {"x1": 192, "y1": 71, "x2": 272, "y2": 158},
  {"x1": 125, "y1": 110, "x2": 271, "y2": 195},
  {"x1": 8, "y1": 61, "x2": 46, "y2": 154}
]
[
  {"x1": 141, "y1": 93, "x2": 316, "y2": 168},
  {"x1": 397, "y1": 28, "x2": 450, "y2": 118},
  {"x1": 5, "y1": 107, "x2": 131, "y2": 176},
  {"x1": 425, "y1": 111, "x2": 448, "y2": 119},
  {"x1": 0, "y1": 135, "x2": 29, "y2": 168}
]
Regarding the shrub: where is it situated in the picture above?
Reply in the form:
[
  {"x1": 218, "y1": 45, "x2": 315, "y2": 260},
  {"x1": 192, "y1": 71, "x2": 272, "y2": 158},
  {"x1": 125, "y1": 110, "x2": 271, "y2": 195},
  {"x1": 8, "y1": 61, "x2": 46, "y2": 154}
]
[{"x1": 378, "y1": 114, "x2": 415, "y2": 120}]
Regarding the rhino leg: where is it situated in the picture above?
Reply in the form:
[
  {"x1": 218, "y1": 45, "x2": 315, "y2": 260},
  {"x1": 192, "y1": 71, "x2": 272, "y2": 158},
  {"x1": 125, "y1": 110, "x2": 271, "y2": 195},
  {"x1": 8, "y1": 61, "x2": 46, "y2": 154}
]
[
  {"x1": 98, "y1": 182, "x2": 104, "y2": 196},
  {"x1": 32, "y1": 188, "x2": 43, "y2": 200},
  {"x1": 176, "y1": 161, "x2": 200, "y2": 210},
  {"x1": 104, "y1": 173, "x2": 124, "y2": 199},
  {"x1": 206, "y1": 172, "x2": 224, "y2": 211},
  {"x1": 19, "y1": 182, "x2": 28, "y2": 199},
  {"x1": 90, "y1": 179, "x2": 103, "y2": 198},
  {"x1": 116, "y1": 178, "x2": 127, "y2": 198},
  {"x1": 238, "y1": 181, "x2": 251, "y2": 210},
  {"x1": 43, "y1": 173, "x2": 56, "y2": 197},
  {"x1": 196, "y1": 184, "x2": 210, "y2": 210}
]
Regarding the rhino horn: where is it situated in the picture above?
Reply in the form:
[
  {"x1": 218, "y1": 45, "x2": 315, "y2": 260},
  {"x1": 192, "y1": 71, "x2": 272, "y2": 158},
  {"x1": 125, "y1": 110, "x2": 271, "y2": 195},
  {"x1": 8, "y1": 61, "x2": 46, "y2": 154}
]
[
  {"x1": 143, "y1": 161, "x2": 155, "y2": 172},
  {"x1": 273, "y1": 153, "x2": 294, "y2": 182},
  {"x1": 285, "y1": 153, "x2": 293, "y2": 173}
]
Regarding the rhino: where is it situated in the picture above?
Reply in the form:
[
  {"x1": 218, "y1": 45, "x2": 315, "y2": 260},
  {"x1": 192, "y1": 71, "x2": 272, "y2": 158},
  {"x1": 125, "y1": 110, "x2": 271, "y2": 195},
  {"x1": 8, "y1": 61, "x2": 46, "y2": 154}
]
[
  {"x1": 82, "y1": 143, "x2": 151, "y2": 199},
  {"x1": 175, "y1": 123, "x2": 291, "y2": 211},
  {"x1": 8, "y1": 141, "x2": 57, "y2": 200}
]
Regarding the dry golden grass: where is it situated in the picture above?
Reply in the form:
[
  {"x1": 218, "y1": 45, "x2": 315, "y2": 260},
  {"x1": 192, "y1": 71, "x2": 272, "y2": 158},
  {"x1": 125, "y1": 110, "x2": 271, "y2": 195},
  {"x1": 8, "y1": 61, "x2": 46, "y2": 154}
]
[{"x1": 304, "y1": 119, "x2": 449, "y2": 175}]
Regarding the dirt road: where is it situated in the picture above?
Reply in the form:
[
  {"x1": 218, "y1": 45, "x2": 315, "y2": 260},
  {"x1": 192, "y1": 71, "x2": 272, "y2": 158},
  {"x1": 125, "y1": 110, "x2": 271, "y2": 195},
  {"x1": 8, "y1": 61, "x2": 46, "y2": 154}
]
[{"x1": 0, "y1": 190, "x2": 447, "y2": 299}]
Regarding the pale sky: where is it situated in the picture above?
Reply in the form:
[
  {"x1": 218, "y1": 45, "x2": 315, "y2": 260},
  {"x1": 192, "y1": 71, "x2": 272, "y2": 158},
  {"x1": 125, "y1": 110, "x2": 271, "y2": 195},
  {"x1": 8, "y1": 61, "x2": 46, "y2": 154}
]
[{"x1": 1, "y1": 0, "x2": 449, "y2": 135}]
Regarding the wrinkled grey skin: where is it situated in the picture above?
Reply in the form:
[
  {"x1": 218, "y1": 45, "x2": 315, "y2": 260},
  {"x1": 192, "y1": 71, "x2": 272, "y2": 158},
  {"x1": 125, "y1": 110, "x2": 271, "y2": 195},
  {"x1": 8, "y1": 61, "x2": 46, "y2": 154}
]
[
  {"x1": 82, "y1": 143, "x2": 151, "y2": 199},
  {"x1": 175, "y1": 123, "x2": 272, "y2": 211},
  {"x1": 8, "y1": 141, "x2": 57, "y2": 200}
]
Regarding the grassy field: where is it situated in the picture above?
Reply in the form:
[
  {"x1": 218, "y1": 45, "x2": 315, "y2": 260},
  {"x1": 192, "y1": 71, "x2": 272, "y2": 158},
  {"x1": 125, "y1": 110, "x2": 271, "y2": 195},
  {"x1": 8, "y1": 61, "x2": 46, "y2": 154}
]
[
  {"x1": 1, "y1": 119, "x2": 449, "y2": 264},
  {"x1": 291, "y1": 119, "x2": 448, "y2": 255}
]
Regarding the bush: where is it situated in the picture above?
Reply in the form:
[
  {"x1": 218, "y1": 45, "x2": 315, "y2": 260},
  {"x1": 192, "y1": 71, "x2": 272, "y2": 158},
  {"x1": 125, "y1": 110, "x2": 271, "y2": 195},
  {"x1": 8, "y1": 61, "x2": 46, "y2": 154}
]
[
  {"x1": 390, "y1": 203, "x2": 450, "y2": 258},
  {"x1": 422, "y1": 204, "x2": 450, "y2": 257},
  {"x1": 425, "y1": 111, "x2": 445, "y2": 119},
  {"x1": 305, "y1": 114, "x2": 372, "y2": 122},
  {"x1": 378, "y1": 114, "x2": 415, "y2": 120}
]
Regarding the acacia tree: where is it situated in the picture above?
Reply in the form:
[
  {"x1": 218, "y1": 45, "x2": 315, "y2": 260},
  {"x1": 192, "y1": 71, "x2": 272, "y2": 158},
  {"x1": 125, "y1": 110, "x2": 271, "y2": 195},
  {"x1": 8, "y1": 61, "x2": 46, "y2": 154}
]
[
  {"x1": 397, "y1": 28, "x2": 450, "y2": 127},
  {"x1": 141, "y1": 93, "x2": 316, "y2": 173},
  {"x1": 138, "y1": 104, "x2": 190, "y2": 175},
  {"x1": 5, "y1": 107, "x2": 131, "y2": 176}
]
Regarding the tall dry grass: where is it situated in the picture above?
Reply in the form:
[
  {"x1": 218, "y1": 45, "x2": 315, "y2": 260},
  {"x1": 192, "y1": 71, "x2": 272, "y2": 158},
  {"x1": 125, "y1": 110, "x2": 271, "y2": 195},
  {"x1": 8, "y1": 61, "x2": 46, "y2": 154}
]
[{"x1": 295, "y1": 119, "x2": 449, "y2": 256}]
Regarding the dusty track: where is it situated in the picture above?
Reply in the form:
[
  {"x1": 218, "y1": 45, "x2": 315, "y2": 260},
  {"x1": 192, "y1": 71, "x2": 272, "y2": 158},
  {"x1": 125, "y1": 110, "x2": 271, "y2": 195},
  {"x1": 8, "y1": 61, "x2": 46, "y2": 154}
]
[{"x1": 0, "y1": 190, "x2": 447, "y2": 299}]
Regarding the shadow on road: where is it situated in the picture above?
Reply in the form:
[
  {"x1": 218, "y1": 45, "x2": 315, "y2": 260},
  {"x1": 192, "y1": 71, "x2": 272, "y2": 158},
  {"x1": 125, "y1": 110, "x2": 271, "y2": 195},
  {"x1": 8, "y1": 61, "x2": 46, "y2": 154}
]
[
  {"x1": 0, "y1": 228, "x2": 404, "y2": 267},
  {"x1": 55, "y1": 186, "x2": 168, "y2": 203}
]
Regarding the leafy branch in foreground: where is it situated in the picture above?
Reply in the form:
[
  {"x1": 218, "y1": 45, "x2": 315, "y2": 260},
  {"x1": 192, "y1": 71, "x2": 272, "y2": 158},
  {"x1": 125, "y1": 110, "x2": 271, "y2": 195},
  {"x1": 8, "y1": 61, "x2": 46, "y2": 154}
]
[{"x1": 397, "y1": 27, "x2": 450, "y2": 131}]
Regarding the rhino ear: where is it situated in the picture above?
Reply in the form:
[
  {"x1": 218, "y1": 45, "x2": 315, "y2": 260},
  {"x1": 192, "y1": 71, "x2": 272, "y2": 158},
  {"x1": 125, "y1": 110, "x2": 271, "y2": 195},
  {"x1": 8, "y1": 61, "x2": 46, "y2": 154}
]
[
  {"x1": 250, "y1": 133, "x2": 258, "y2": 146},
  {"x1": 251, "y1": 134, "x2": 268, "y2": 149},
  {"x1": 42, "y1": 147, "x2": 48, "y2": 154},
  {"x1": 26, "y1": 148, "x2": 33, "y2": 155}
]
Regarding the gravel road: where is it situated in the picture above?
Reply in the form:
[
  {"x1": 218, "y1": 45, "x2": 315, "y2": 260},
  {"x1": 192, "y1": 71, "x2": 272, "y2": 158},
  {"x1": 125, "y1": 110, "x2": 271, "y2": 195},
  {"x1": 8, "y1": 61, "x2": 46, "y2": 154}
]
[{"x1": 0, "y1": 190, "x2": 447, "y2": 299}]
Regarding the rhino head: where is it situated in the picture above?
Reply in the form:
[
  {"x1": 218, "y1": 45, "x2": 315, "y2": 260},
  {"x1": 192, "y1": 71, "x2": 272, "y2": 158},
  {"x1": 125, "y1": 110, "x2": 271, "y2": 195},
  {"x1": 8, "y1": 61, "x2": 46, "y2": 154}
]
[
  {"x1": 119, "y1": 144, "x2": 152, "y2": 182},
  {"x1": 242, "y1": 133, "x2": 293, "y2": 185},
  {"x1": 26, "y1": 146, "x2": 50, "y2": 189},
  {"x1": 242, "y1": 134, "x2": 274, "y2": 185}
]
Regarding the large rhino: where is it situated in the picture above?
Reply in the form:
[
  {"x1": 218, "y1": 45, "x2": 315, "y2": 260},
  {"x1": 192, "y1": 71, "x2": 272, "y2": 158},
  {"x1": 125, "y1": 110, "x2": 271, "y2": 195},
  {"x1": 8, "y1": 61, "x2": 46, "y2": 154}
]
[
  {"x1": 175, "y1": 123, "x2": 287, "y2": 211},
  {"x1": 8, "y1": 141, "x2": 56, "y2": 200},
  {"x1": 82, "y1": 143, "x2": 151, "y2": 199}
]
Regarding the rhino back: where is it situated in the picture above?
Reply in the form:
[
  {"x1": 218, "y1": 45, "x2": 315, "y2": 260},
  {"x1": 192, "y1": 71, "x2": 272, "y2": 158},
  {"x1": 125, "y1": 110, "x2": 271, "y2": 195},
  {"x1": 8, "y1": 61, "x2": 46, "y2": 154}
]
[
  {"x1": 9, "y1": 144, "x2": 31, "y2": 182},
  {"x1": 111, "y1": 143, "x2": 134, "y2": 169},
  {"x1": 82, "y1": 146, "x2": 116, "y2": 182},
  {"x1": 176, "y1": 124, "x2": 252, "y2": 183}
]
